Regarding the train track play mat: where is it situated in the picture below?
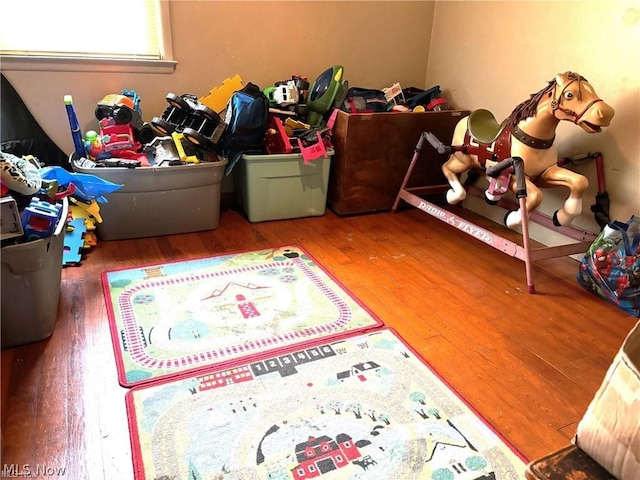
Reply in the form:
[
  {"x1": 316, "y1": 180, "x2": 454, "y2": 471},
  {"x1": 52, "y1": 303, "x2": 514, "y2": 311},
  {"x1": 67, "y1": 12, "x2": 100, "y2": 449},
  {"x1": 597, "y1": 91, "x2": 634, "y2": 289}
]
[
  {"x1": 102, "y1": 246, "x2": 382, "y2": 387},
  {"x1": 126, "y1": 327, "x2": 527, "y2": 480}
]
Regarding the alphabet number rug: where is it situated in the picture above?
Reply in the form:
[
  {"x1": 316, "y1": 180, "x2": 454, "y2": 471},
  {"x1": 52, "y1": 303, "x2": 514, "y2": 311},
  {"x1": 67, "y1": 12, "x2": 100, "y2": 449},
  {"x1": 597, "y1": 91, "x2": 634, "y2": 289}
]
[
  {"x1": 103, "y1": 246, "x2": 382, "y2": 386},
  {"x1": 126, "y1": 328, "x2": 527, "y2": 480}
]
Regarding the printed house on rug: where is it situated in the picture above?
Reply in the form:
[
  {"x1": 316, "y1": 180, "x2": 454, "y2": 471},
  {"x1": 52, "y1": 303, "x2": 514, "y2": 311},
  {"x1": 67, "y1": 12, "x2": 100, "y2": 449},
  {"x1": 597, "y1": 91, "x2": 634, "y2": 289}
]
[
  {"x1": 336, "y1": 361, "x2": 381, "y2": 382},
  {"x1": 3, "y1": 2, "x2": 639, "y2": 480},
  {"x1": 292, "y1": 434, "x2": 362, "y2": 479}
]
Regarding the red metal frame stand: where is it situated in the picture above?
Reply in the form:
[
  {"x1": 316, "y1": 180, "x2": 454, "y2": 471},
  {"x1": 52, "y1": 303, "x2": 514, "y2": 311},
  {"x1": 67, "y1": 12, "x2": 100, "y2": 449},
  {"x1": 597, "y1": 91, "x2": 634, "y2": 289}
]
[{"x1": 392, "y1": 133, "x2": 599, "y2": 294}]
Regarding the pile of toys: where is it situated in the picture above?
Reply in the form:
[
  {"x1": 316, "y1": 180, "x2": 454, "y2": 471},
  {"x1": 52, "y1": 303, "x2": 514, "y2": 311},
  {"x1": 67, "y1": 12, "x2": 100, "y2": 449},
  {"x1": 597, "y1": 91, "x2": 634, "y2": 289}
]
[
  {"x1": 67, "y1": 79, "x2": 245, "y2": 169},
  {"x1": 66, "y1": 68, "x2": 455, "y2": 174},
  {"x1": 1, "y1": 150, "x2": 122, "y2": 266},
  {"x1": 67, "y1": 66, "x2": 355, "y2": 173},
  {"x1": 381, "y1": 84, "x2": 453, "y2": 113},
  {"x1": 259, "y1": 75, "x2": 454, "y2": 159},
  {"x1": 261, "y1": 67, "x2": 344, "y2": 165},
  {"x1": 577, "y1": 215, "x2": 640, "y2": 316},
  {"x1": 68, "y1": 81, "x2": 241, "y2": 169}
]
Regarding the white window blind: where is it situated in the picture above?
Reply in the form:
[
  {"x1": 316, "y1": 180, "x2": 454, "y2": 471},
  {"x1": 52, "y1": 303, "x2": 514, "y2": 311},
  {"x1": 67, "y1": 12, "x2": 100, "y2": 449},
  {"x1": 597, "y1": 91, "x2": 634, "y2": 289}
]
[{"x1": 0, "y1": 0, "x2": 174, "y2": 72}]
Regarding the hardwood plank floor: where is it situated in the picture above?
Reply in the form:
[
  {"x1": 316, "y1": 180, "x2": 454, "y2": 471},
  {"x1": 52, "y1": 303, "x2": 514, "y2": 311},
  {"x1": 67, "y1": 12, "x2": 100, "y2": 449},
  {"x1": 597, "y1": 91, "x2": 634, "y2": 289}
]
[{"x1": 2, "y1": 204, "x2": 636, "y2": 479}]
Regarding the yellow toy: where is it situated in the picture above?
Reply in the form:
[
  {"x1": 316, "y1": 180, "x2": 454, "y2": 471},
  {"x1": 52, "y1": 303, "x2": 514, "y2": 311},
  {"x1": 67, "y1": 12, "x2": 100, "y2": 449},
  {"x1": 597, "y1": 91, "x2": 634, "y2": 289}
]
[
  {"x1": 68, "y1": 201, "x2": 101, "y2": 251},
  {"x1": 69, "y1": 197, "x2": 103, "y2": 224},
  {"x1": 284, "y1": 117, "x2": 310, "y2": 137},
  {"x1": 172, "y1": 132, "x2": 200, "y2": 164},
  {"x1": 199, "y1": 75, "x2": 244, "y2": 113},
  {"x1": 69, "y1": 205, "x2": 97, "y2": 230}
]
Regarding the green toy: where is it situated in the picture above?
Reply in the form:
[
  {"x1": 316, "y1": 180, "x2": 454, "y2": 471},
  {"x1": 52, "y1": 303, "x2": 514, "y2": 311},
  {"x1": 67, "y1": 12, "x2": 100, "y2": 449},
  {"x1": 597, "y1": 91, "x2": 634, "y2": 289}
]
[{"x1": 306, "y1": 65, "x2": 347, "y2": 126}]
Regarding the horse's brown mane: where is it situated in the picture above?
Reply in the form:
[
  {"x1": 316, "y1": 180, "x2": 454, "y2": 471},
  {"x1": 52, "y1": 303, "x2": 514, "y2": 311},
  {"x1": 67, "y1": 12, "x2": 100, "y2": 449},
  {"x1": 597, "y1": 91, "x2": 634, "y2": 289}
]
[
  {"x1": 506, "y1": 78, "x2": 556, "y2": 130},
  {"x1": 506, "y1": 72, "x2": 589, "y2": 130}
]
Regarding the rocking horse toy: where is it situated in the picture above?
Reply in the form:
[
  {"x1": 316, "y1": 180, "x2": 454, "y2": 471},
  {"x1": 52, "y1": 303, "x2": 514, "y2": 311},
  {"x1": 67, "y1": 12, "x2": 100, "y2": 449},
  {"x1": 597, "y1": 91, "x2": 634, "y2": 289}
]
[{"x1": 393, "y1": 71, "x2": 615, "y2": 293}]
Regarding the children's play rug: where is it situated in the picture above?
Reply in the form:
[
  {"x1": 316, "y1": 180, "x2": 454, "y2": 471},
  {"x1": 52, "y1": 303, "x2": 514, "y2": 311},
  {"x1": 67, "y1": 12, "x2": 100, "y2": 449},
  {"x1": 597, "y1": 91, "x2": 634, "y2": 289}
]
[
  {"x1": 103, "y1": 246, "x2": 382, "y2": 387},
  {"x1": 126, "y1": 328, "x2": 527, "y2": 480}
]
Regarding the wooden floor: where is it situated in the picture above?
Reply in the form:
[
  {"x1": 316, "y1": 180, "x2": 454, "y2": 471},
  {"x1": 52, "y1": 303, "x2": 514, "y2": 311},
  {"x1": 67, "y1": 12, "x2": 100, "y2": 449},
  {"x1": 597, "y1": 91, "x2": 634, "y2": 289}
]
[{"x1": 1, "y1": 203, "x2": 636, "y2": 479}]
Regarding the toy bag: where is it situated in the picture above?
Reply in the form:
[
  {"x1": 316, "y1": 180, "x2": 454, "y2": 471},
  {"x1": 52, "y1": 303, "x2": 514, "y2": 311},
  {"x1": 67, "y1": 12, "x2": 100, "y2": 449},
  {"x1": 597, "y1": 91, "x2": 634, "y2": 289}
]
[
  {"x1": 340, "y1": 87, "x2": 388, "y2": 113},
  {"x1": 221, "y1": 83, "x2": 269, "y2": 175},
  {"x1": 577, "y1": 215, "x2": 640, "y2": 316}
]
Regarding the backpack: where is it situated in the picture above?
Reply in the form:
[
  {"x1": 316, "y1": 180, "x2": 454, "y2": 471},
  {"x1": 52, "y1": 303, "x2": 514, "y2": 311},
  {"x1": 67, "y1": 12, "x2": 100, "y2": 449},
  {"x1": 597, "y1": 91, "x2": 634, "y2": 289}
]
[
  {"x1": 340, "y1": 87, "x2": 388, "y2": 113},
  {"x1": 221, "y1": 83, "x2": 269, "y2": 175}
]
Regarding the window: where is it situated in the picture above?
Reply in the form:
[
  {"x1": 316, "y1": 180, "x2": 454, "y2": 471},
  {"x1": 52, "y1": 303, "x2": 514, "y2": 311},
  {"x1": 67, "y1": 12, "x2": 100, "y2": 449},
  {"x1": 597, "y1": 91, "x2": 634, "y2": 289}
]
[{"x1": 0, "y1": 0, "x2": 175, "y2": 73}]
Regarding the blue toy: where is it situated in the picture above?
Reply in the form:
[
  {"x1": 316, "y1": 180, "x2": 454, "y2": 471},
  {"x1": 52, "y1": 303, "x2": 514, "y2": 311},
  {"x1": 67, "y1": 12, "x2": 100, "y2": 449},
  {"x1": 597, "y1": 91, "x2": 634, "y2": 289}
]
[
  {"x1": 21, "y1": 197, "x2": 63, "y2": 241},
  {"x1": 39, "y1": 166, "x2": 123, "y2": 203},
  {"x1": 63, "y1": 217, "x2": 86, "y2": 266}
]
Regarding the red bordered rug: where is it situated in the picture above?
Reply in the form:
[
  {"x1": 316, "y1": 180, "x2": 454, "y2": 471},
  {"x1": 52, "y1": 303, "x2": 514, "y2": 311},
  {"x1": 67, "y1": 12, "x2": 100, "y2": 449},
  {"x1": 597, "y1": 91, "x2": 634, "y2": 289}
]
[
  {"x1": 126, "y1": 327, "x2": 528, "y2": 479},
  {"x1": 103, "y1": 245, "x2": 383, "y2": 387}
]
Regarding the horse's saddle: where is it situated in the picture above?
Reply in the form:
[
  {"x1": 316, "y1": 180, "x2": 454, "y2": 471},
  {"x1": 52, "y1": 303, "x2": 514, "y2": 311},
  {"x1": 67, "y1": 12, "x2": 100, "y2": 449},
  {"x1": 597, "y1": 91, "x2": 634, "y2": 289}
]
[
  {"x1": 464, "y1": 109, "x2": 512, "y2": 167},
  {"x1": 468, "y1": 109, "x2": 508, "y2": 144}
]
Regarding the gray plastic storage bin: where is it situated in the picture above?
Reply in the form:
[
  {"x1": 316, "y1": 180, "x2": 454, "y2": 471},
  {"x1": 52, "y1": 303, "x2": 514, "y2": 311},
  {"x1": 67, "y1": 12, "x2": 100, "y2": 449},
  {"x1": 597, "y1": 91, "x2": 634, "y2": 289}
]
[
  {"x1": 234, "y1": 151, "x2": 333, "y2": 222},
  {"x1": 1, "y1": 198, "x2": 68, "y2": 349},
  {"x1": 71, "y1": 156, "x2": 227, "y2": 240}
]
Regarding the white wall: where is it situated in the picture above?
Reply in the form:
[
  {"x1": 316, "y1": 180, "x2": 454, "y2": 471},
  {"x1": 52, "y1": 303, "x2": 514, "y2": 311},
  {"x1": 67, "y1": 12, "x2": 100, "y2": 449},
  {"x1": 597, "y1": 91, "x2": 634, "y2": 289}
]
[
  {"x1": 2, "y1": 1, "x2": 435, "y2": 158},
  {"x1": 427, "y1": 0, "x2": 640, "y2": 243},
  {"x1": 3, "y1": 1, "x2": 638, "y2": 242}
]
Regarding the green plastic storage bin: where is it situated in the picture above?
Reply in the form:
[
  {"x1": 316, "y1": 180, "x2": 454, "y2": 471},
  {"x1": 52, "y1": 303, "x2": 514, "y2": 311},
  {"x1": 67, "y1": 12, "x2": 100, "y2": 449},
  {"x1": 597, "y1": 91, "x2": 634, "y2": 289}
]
[{"x1": 234, "y1": 151, "x2": 333, "y2": 222}]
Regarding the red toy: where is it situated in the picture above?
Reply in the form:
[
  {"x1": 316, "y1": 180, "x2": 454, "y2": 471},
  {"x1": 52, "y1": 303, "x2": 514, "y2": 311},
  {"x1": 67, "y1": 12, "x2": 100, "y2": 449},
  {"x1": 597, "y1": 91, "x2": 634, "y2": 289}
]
[
  {"x1": 85, "y1": 119, "x2": 149, "y2": 166},
  {"x1": 86, "y1": 91, "x2": 152, "y2": 166},
  {"x1": 264, "y1": 116, "x2": 293, "y2": 155}
]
